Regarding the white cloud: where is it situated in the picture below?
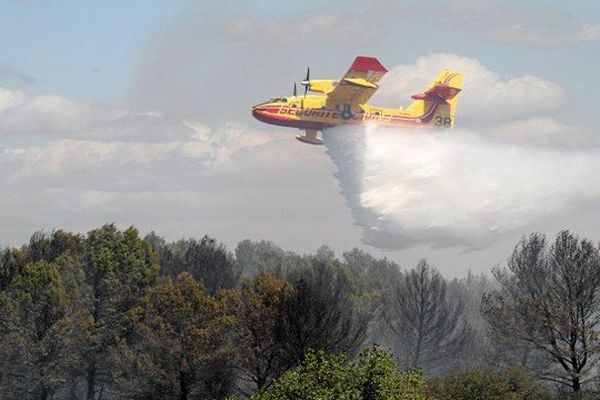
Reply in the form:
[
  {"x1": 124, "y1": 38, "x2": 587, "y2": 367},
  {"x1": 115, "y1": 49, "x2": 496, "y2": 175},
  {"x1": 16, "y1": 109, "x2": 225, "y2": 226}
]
[
  {"x1": 0, "y1": 85, "x2": 355, "y2": 251},
  {"x1": 375, "y1": 53, "x2": 564, "y2": 126},
  {"x1": 0, "y1": 87, "x2": 26, "y2": 111},
  {"x1": 487, "y1": 117, "x2": 597, "y2": 149},
  {"x1": 0, "y1": 87, "x2": 197, "y2": 141}
]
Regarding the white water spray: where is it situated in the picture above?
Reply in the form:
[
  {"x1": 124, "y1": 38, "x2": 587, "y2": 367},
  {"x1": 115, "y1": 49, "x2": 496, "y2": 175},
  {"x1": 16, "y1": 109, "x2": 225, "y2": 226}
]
[{"x1": 324, "y1": 126, "x2": 600, "y2": 250}]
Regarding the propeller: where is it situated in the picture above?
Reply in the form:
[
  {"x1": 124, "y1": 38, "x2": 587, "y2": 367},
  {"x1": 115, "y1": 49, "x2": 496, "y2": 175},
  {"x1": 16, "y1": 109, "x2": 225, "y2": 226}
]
[
  {"x1": 301, "y1": 67, "x2": 310, "y2": 98},
  {"x1": 293, "y1": 82, "x2": 297, "y2": 97}
]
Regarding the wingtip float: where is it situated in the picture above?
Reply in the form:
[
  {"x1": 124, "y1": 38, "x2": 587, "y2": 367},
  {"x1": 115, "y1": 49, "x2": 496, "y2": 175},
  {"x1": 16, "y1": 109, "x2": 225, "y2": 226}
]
[{"x1": 251, "y1": 56, "x2": 462, "y2": 145}]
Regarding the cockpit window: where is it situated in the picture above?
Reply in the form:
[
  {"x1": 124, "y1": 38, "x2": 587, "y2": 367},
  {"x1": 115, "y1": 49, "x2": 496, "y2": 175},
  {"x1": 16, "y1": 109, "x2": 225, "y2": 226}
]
[{"x1": 269, "y1": 97, "x2": 288, "y2": 103}]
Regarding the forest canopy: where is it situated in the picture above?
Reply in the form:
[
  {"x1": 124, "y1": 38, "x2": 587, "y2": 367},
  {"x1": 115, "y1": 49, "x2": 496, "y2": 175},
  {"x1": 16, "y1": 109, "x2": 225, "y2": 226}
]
[{"x1": 1, "y1": 224, "x2": 600, "y2": 399}]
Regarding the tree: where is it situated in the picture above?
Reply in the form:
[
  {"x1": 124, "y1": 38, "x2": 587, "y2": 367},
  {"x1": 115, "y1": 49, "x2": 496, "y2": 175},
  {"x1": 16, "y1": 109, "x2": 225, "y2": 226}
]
[
  {"x1": 234, "y1": 274, "x2": 294, "y2": 392},
  {"x1": 427, "y1": 368, "x2": 554, "y2": 400},
  {"x1": 115, "y1": 273, "x2": 234, "y2": 400},
  {"x1": 0, "y1": 260, "x2": 77, "y2": 399},
  {"x1": 156, "y1": 235, "x2": 241, "y2": 294},
  {"x1": 276, "y1": 259, "x2": 373, "y2": 365},
  {"x1": 385, "y1": 259, "x2": 468, "y2": 372},
  {"x1": 235, "y1": 240, "x2": 286, "y2": 277},
  {"x1": 0, "y1": 247, "x2": 22, "y2": 291},
  {"x1": 250, "y1": 345, "x2": 430, "y2": 400},
  {"x1": 482, "y1": 230, "x2": 600, "y2": 393},
  {"x1": 81, "y1": 224, "x2": 160, "y2": 400},
  {"x1": 343, "y1": 248, "x2": 400, "y2": 293},
  {"x1": 343, "y1": 248, "x2": 403, "y2": 347},
  {"x1": 234, "y1": 240, "x2": 309, "y2": 279},
  {"x1": 28, "y1": 230, "x2": 84, "y2": 263}
]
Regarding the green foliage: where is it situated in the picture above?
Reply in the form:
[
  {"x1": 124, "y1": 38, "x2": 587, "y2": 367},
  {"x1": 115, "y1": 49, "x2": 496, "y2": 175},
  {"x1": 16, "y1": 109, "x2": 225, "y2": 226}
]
[
  {"x1": 182, "y1": 235, "x2": 241, "y2": 293},
  {"x1": 82, "y1": 224, "x2": 161, "y2": 400},
  {"x1": 147, "y1": 234, "x2": 241, "y2": 294},
  {"x1": 115, "y1": 273, "x2": 235, "y2": 399},
  {"x1": 12, "y1": 260, "x2": 65, "y2": 308},
  {"x1": 29, "y1": 230, "x2": 84, "y2": 263},
  {"x1": 0, "y1": 260, "x2": 78, "y2": 399},
  {"x1": 0, "y1": 246, "x2": 26, "y2": 291},
  {"x1": 4, "y1": 225, "x2": 598, "y2": 399},
  {"x1": 427, "y1": 368, "x2": 554, "y2": 400},
  {"x1": 235, "y1": 274, "x2": 294, "y2": 391},
  {"x1": 86, "y1": 224, "x2": 159, "y2": 296},
  {"x1": 235, "y1": 239, "x2": 286, "y2": 277},
  {"x1": 251, "y1": 345, "x2": 430, "y2": 400}
]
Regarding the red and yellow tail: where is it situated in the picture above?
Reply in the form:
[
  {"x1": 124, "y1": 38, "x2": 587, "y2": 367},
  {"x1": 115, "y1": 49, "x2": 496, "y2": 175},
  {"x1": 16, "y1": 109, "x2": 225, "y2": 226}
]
[{"x1": 406, "y1": 70, "x2": 462, "y2": 128}]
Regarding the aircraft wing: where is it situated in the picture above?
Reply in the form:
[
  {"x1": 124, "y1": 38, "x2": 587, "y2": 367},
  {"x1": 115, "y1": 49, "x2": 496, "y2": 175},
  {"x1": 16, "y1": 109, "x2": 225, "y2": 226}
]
[{"x1": 325, "y1": 56, "x2": 388, "y2": 108}]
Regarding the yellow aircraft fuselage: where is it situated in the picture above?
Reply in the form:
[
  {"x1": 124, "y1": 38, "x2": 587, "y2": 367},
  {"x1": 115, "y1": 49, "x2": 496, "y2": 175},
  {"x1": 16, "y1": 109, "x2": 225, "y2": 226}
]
[
  {"x1": 252, "y1": 95, "x2": 441, "y2": 130},
  {"x1": 252, "y1": 57, "x2": 462, "y2": 145}
]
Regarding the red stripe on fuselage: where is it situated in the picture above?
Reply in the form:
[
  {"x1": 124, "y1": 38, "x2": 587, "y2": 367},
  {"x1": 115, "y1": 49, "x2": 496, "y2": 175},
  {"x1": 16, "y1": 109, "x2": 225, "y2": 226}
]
[
  {"x1": 252, "y1": 108, "x2": 329, "y2": 130},
  {"x1": 252, "y1": 102, "x2": 438, "y2": 129}
]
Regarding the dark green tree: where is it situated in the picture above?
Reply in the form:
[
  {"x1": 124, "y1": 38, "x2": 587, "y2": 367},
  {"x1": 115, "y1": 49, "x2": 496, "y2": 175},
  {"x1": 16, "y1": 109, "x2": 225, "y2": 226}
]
[
  {"x1": 234, "y1": 274, "x2": 294, "y2": 392},
  {"x1": 0, "y1": 260, "x2": 77, "y2": 399},
  {"x1": 182, "y1": 236, "x2": 241, "y2": 293},
  {"x1": 149, "y1": 235, "x2": 241, "y2": 294},
  {"x1": 115, "y1": 273, "x2": 235, "y2": 400},
  {"x1": 80, "y1": 224, "x2": 160, "y2": 400}
]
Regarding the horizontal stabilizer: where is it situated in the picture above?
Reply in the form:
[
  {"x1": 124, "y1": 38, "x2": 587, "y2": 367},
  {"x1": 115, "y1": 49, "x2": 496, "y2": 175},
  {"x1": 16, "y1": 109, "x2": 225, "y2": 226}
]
[{"x1": 411, "y1": 84, "x2": 461, "y2": 103}]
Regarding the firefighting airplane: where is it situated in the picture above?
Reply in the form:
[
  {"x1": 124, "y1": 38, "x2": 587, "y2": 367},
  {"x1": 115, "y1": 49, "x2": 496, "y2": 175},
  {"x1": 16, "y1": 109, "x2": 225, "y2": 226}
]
[{"x1": 251, "y1": 56, "x2": 462, "y2": 145}]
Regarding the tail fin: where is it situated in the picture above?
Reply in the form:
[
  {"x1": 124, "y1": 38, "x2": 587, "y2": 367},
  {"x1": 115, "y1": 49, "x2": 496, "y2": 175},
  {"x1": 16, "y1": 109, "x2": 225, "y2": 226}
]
[{"x1": 405, "y1": 70, "x2": 462, "y2": 128}]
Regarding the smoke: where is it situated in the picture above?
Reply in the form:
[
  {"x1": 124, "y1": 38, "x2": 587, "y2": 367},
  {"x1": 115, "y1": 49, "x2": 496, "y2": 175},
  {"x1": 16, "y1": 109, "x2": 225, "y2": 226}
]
[{"x1": 324, "y1": 126, "x2": 600, "y2": 250}]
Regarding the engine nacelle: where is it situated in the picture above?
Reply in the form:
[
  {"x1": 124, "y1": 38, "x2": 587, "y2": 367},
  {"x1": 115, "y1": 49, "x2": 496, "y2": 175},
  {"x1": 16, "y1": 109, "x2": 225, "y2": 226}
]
[{"x1": 302, "y1": 79, "x2": 337, "y2": 94}]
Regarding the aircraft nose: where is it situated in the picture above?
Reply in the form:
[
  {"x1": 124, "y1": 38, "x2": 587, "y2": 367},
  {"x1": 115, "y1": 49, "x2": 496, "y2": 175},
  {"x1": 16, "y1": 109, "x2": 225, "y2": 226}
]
[
  {"x1": 251, "y1": 105, "x2": 266, "y2": 120},
  {"x1": 252, "y1": 105, "x2": 276, "y2": 124},
  {"x1": 252, "y1": 104, "x2": 272, "y2": 115}
]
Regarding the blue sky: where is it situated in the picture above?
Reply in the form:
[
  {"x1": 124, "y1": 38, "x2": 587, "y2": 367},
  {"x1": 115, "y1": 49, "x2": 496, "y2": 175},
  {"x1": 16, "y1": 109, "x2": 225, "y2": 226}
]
[
  {"x1": 0, "y1": 1, "x2": 187, "y2": 100},
  {"x1": 2, "y1": 1, "x2": 599, "y2": 125},
  {"x1": 2, "y1": 0, "x2": 600, "y2": 275}
]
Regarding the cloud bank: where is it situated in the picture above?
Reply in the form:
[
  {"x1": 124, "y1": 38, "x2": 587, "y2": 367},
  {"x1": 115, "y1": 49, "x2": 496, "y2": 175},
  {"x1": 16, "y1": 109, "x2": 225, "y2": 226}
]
[{"x1": 0, "y1": 86, "x2": 347, "y2": 249}]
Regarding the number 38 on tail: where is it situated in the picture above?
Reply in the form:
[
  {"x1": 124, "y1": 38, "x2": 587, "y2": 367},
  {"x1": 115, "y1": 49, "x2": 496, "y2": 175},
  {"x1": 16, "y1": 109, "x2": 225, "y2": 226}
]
[{"x1": 251, "y1": 56, "x2": 462, "y2": 145}]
